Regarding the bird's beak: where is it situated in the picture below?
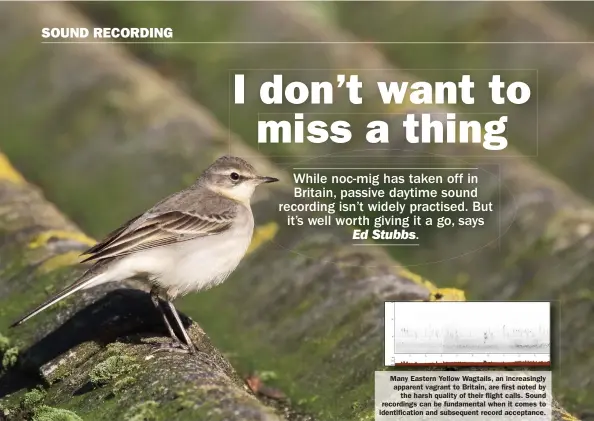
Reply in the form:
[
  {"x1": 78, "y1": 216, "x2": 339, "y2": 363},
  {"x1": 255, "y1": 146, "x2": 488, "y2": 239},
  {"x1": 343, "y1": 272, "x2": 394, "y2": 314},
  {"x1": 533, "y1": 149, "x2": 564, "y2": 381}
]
[{"x1": 257, "y1": 175, "x2": 279, "y2": 184}]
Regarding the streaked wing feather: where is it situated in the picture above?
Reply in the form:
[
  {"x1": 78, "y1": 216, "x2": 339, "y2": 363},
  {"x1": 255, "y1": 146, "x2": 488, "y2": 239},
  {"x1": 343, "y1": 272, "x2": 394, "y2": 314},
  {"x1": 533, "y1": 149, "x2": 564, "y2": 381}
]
[
  {"x1": 80, "y1": 213, "x2": 143, "y2": 256},
  {"x1": 81, "y1": 210, "x2": 233, "y2": 262}
]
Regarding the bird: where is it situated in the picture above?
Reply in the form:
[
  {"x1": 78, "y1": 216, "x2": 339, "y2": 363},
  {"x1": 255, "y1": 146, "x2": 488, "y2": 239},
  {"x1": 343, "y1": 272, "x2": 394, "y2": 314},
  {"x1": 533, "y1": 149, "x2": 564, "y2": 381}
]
[{"x1": 11, "y1": 156, "x2": 279, "y2": 353}]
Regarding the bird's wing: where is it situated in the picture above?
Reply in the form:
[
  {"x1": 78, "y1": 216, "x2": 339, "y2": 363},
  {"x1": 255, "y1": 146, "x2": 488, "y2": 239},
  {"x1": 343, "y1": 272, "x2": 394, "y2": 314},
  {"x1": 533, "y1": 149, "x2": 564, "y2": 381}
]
[
  {"x1": 81, "y1": 213, "x2": 144, "y2": 257},
  {"x1": 80, "y1": 209, "x2": 236, "y2": 262}
]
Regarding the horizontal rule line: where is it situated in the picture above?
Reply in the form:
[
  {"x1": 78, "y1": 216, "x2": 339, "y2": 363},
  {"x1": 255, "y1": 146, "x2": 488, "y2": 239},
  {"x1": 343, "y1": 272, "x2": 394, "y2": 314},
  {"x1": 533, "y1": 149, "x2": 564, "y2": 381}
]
[
  {"x1": 293, "y1": 167, "x2": 478, "y2": 170},
  {"x1": 353, "y1": 243, "x2": 420, "y2": 246},
  {"x1": 41, "y1": 41, "x2": 594, "y2": 45}
]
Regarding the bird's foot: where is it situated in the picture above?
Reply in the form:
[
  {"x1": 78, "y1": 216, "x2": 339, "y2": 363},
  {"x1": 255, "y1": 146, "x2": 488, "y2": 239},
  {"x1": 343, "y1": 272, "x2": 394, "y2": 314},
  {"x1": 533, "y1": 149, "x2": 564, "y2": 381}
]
[
  {"x1": 151, "y1": 341, "x2": 193, "y2": 355},
  {"x1": 151, "y1": 339, "x2": 199, "y2": 355},
  {"x1": 187, "y1": 342, "x2": 198, "y2": 354}
]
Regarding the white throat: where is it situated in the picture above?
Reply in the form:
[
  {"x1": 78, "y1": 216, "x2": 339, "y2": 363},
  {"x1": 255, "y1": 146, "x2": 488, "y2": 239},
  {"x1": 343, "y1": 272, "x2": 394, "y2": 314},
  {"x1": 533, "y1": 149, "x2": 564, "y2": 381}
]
[{"x1": 211, "y1": 183, "x2": 255, "y2": 205}]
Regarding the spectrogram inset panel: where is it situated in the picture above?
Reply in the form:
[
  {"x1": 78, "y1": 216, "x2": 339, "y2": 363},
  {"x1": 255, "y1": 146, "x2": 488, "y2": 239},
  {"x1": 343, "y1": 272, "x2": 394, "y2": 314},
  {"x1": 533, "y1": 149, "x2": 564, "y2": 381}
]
[{"x1": 384, "y1": 301, "x2": 551, "y2": 366}]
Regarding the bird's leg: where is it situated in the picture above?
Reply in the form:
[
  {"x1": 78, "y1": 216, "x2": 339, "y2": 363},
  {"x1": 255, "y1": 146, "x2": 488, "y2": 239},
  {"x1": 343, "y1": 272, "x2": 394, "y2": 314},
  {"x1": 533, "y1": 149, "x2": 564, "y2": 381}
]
[
  {"x1": 150, "y1": 286, "x2": 183, "y2": 344},
  {"x1": 149, "y1": 287, "x2": 189, "y2": 354},
  {"x1": 167, "y1": 300, "x2": 198, "y2": 354}
]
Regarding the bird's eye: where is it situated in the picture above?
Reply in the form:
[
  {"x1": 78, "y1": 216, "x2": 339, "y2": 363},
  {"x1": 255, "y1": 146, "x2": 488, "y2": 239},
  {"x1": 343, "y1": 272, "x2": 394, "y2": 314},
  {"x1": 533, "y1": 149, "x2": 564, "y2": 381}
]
[{"x1": 230, "y1": 172, "x2": 240, "y2": 181}]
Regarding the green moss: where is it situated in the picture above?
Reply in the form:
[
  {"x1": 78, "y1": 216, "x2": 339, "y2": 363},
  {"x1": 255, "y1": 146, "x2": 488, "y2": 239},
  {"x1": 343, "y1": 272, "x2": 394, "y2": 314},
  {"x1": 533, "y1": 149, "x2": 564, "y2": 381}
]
[
  {"x1": 1, "y1": 346, "x2": 19, "y2": 370},
  {"x1": 32, "y1": 405, "x2": 83, "y2": 421},
  {"x1": 0, "y1": 333, "x2": 10, "y2": 353},
  {"x1": 21, "y1": 388, "x2": 47, "y2": 411},
  {"x1": 103, "y1": 341, "x2": 130, "y2": 358},
  {"x1": 179, "y1": 280, "x2": 383, "y2": 421},
  {"x1": 113, "y1": 375, "x2": 137, "y2": 394},
  {"x1": 44, "y1": 341, "x2": 103, "y2": 385},
  {"x1": 0, "y1": 258, "x2": 77, "y2": 340},
  {"x1": 0, "y1": 403, "x2": 15, "y2": 420},
  {"x1": 358, "y1": 410, "x2": 374, "y2": 421},
  {"x1": 173, "y1": 390, "x2": 195, "y2": 410},
  {"x1": 171, "y1": 387, "x2": 250, "y2": 419},
  {"x1": 124, "y1": 400, "x2": 159, "y2": 421},
  {"x1": 4, "y1": 388, "x2": 81, "y2": 421},
  {"x1": 89, "y1": 355, "x2": 140, "y2": 386}
]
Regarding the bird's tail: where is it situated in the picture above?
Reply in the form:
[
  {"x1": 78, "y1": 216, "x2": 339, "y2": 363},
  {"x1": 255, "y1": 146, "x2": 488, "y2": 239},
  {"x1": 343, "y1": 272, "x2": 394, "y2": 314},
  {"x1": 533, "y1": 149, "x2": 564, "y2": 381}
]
[{"x1": 9, "y1": 271, "x2": 108, "y2": 328}]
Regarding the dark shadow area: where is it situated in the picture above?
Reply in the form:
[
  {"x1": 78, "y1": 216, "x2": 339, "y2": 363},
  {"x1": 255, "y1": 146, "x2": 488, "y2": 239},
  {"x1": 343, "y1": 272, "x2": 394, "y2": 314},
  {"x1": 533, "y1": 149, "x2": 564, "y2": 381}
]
[
  {"x1": 0, "y1": 369, "x2": 39, "y2": 402},
  {"x1": 0, "y1": 288, "x2": 192, "y2": 399}
]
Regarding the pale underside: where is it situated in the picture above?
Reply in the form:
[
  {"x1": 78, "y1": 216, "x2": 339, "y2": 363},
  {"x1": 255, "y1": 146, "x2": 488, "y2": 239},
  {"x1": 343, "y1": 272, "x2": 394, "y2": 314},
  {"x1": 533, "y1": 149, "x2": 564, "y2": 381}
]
[{"x1": 83, "y1": 206, "x2": 254, "y2": 299}]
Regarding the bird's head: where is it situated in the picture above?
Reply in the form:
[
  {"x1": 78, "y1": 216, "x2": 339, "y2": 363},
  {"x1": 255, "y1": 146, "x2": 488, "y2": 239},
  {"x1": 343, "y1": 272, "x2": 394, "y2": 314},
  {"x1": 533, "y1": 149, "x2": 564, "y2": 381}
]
[{"x1": 199, "y1": 156, "x2": 278, "y2": 204}]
